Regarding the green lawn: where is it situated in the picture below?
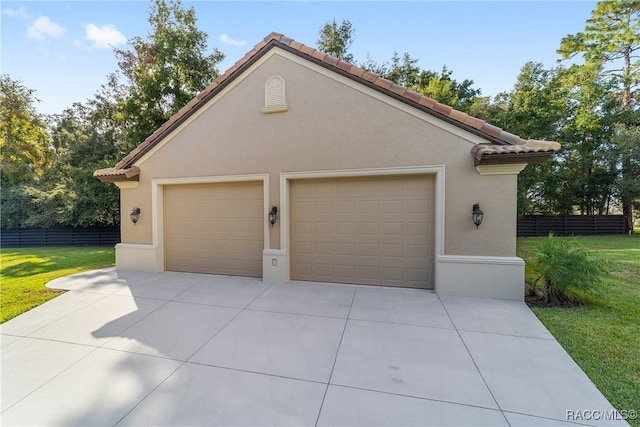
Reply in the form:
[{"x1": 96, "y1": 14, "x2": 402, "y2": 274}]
[
  {"x1": 517, "y1": 234, "x2": 640, "y2": 425},
  {"x1": 0, "y1": 246, "x2": 115, "y2": 323}
]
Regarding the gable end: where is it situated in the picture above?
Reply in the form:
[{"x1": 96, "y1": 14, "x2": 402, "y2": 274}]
[{"x1": 105, "y1": 32, "x2": 560, "y2": 174}]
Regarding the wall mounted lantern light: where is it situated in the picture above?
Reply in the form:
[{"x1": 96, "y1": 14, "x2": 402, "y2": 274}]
[
  {"x1": 130, "y1": 207, "x2": 141, "y2": 225},
  {"x1": 472, "y1": 203, "x2": 484, "y2": 229},
  {"x1": 268, "y1": 206, "x2": 278, "y2": 226}
]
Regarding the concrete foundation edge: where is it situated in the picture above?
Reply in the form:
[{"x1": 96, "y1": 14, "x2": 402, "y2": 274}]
[
  {"x1": 115, "y1": 244, "x2": 525, "y2": 300},
  {"x1": 115, "y1": 243, "x2": 160, "y2": 273},
  {"x1": 436, "y1": 255, "x2": 525, "y2": 301}
]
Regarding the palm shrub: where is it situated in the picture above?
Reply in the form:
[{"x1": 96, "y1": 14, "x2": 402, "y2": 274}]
[{"x1": 530, "y1": 235, "x2": 611, "y2": 306}]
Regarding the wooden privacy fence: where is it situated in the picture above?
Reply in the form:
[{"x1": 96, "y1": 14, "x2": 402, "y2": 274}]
[
  {"x1": 517, "y1": 215, "x2": 627, "y2": 237},
  {"x1": 0, "y1": 227, "x2": 120, "y2": 247}
]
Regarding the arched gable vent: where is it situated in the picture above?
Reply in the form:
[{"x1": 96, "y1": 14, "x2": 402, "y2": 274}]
[{"x1": 262, "y1": 75, "x2": 288, "y2": 113}]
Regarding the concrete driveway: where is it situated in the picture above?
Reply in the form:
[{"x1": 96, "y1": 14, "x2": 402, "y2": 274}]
[{"x1": 0, "y1": 268, "x2": 626, "y2": 426}]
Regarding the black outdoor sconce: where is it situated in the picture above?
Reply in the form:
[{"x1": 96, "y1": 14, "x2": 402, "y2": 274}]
[
  {"x1": 472, "y1": 203, "x2": 484, "y2": 229},
  {"x1": 130, "y1": 207, "x2": 141, "y2": 225},
  {"x1": 268, "y1": 206, "x2": 278, "y2": 226}
]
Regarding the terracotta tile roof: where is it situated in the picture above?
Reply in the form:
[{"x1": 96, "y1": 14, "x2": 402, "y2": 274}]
[
  {"x1": 93, "y1": 166, "x2": 140, "y2": 182},
  {"x1": 472, "y1": 140, "x2": 561, "y2": 166},
  {"x1": 109, "y1": 32, "x2": 560, "y2": 172}
]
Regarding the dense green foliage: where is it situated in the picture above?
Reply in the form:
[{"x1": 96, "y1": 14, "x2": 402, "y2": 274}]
[
  {"x1": 556, "y1": 0, "x2": 640, "y2": 226},
  {"x1": 114, "y1": 0, "x2": 224, "y2": 146},
  {"x1": 0, "y1": 75, "x2": 52, "y2": 184},
  {"x1": 0, "y1": 246, "x2": 115, "y2": 323},
  {"x1": 2, "y1": 1, "x2": 639, "y2": 229},
  {"x1": 375, "y1": 56, "x2": 480, "y2": 112},
  {"x1": 518, "y1": 234, "x2": 640, "y2": 425},
  {"x1": 1, "y1": 0, "x2": 223, "y2": 229},
  {"x1": 317, "y1": 19, "x2": 355, "y2": 63},
  {"x1": 529, "y1": 235, "x2": 611, "y2": 305}
]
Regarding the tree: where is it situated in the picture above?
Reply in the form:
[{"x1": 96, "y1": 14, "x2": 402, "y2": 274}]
[
  {"x1": 559, "y1": 0, "x2": 640, "y2": 231},
  {"x1": 415, "y1": 66, "x2": 480, "y2": 112},
  {"x1": 317, "y1": 19, "x2": 355, "y2": 62},
  {"x1": 362, "y1": 52, "x2": 482, "y2": 113},
  {"x1": 498, "y1": 63, "x2": 573, "y2": 215},
  {"x1": 559, "y1": 63, "x2": 619, "y2": 216},
  {"x1": 318, "y1": 20, "x2": 482, "y2": 112},
  {"x1": 114, "y1": 0, "x2": 224, "y2": 147},
  {"x1": 558, "y1": 0, "x2": 640, "y2": 108},
  {"x1": 612, "y1": 123, "x2": 640, "y2": 225},
  {"x1": 506, "y1": 63, "x2": 568, "y2": 140},
  {"x1": 1, "y1": 78, "x2": 125, "y2": 229},
  {"x1": 385, "y1": 52, "x2": 421, "y2": 88},
  {"x1": 477, "y1": 59, "x2": 623, "y2": 217},
  {"x1": 0, "y1": 76, "x2": 73, "y2": 229},
  {"x1": 360, "y1": 54, "x2": 388, "y2": 76},
  {"x1": 49, "y1": 75, "x2": 127, "y2": 227},
  {"x1": 3, "y1": 1, "x2": 227, "y2": 229},
  {"x1": 0, "y1": 75, "x2": 52, "y2": 184},
  {"x1": 0, "y1": 184, "x2": 74, "y2": 229},
  {"x1": 467, "y1": 93, "x2": 509, "y2": 126},
  {"x1": 51, "y1": 75, "x2": 127, "y2": 169}
]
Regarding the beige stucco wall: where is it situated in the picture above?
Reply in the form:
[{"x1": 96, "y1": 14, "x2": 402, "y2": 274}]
[{"x1": 119, "y1": 50, "x2": 518, "y2": 258}]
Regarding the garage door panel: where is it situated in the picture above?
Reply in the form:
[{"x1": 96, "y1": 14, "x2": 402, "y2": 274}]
[
  {"x1": 291, "y1": 175, "x2": 434, "y2": 289},
  {"x1": 357, "y1": 223, "x2": 380, "y2": 235},
  {"x1": 357, "y1": 200, "x2": 380, "y2": 212},
  {"x1": 313, "y1": 263, "x2": 334, "y2": 277},
  {"x1": 382, "y1": 201, "x2": 405, "y2": 214},
  {"x1": 164, "y1": 182, "x2": 263, "y2": 277},
  {"x1": 359, "y1": 266, "x2": 381, "y2": 279},
  {"x1": 312, "y1": 201, "x2": 332, "y2": 214},
  {"x1": 383, "y1": 224, "x2": 406, "y2": 236},
  {"x1": 408, "y1": 198, "x2": 432, "y2": 212},
  {"x1": 313, "y1": 242, "x2": 333, "y2": 255},
  {"x1": 408, "y1": 242, "x2": 431, "y2": 252},
  {"x1": 383, "y1": 268, "x2": 406, "y2": 281},
  {"x1": 357, "y1": 244, "x2": 379, "y2": 256},
  {"x1": 383, "y1": 244, "x2": 405, "y2": 257},
  {"x1": 336, "y1": 222, "x2": 357, "y2": 234},
  {"x1": 292, "y1": 201, "x2": 314, "y2": 214},
  {"x1": 407, "y1": 222, "x2": 430, "y2": 235},
  {"x1": 294, "y1": 262, "x2": 312, "y2": 275},
  {"x1": 314, "y1": 222, "x2": 333, "y2": 235},
  {"x1": 335, "y1": 243, "x2": 356, "y2": 255},
  {"x1": 293, "y1": 241, "x2": 313, "y2": 255},
  {"x1": 335, "y1": 201, "x2": 357, "y2": 214}
]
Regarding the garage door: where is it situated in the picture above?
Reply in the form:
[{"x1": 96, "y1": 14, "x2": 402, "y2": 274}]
[
  {"x1": 291, "y1": 175, "x2": 434, "y2": 288},
  {"x1": 164, "y1": 182, "x2": 263, "y2": 277}
]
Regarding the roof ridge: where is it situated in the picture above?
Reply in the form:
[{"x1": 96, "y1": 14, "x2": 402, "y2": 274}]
[{"x1": 114, "y1": 32, "x2": 559, "y2": 170}]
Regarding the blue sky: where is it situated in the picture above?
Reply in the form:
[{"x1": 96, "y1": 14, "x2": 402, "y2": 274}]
[{"x1": 2, "y1": 1, "x2": 596, "y2": 116}]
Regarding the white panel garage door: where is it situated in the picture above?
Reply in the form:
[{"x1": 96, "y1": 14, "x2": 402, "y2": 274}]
[
  {"x1": 164, "y1": 182, "x2": 263, "y2": 277},
  {"x1": 291, "y1": 175, "x2": 434, "y2": 288}
]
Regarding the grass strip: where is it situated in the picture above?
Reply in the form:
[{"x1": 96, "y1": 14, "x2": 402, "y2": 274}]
[
  {"x1": 1, "y1": 246, "x2": 115, "y2": 323},
  {"x1": 518, "y1": 234, "x2": 640, "y2": 425}
]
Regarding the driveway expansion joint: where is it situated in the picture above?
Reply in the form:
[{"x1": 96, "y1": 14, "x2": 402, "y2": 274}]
[{"x1": 2, "y1": 269, "x2": 623, "y2": 427}]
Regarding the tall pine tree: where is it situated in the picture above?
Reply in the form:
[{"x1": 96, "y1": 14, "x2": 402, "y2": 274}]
[{"x1": 558, "y1": 0, "x2": 640, "y2": 230}]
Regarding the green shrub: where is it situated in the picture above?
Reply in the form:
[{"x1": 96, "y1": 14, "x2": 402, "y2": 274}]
[{"x1": 531, "y1": 234, "x2": 611, "y2": 306}]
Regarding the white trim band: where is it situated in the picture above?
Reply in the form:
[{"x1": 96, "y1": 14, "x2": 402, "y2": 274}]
[{"x1": 475, "y1": 164, "x2": 527, "y2": 175}]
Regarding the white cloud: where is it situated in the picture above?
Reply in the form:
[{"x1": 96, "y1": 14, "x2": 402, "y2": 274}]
[
  {"x1": 3, "y1": 6, "x2": 31, "y2": 19},
  {"x1": 218, "y1": 33, "x2": 247, "y2": 47},
  {"x1": 27, "y1": 16, "x2": 64, "y2": 41},
  {"x1": 84, "y1": 23, "x2": 126, "y2": 49}
]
